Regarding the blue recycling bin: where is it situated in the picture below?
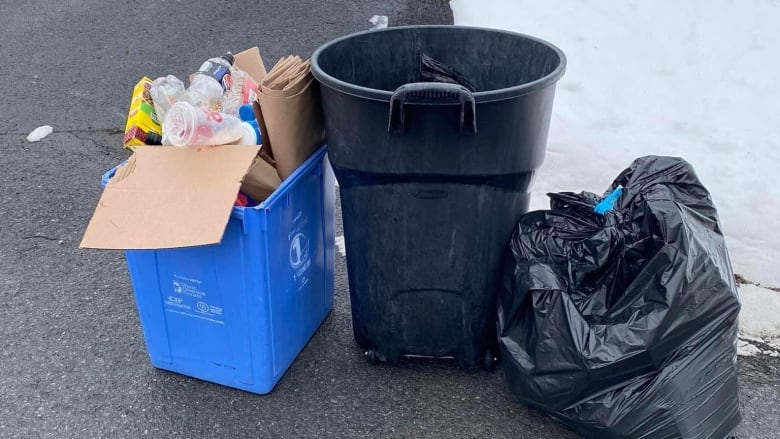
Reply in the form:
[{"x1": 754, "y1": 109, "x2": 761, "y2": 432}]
[{"x1": 101, "y1": 147, "x2": 335, "y2": 394}]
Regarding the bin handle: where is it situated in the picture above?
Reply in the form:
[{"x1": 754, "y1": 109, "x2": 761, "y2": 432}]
[{"x1": 388, "y1": 82, "x2": 477, "y2": 135}]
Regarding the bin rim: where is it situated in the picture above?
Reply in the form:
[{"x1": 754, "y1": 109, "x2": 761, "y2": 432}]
[{"x1": 311, "y1": 25, "x2": 566, "y2": 103}]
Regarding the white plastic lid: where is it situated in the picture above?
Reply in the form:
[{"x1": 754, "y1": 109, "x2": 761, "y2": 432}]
[
  {"x1": 237, "y1": 122, "x2": 259, "y2": 145},
  {"x1": 162, "y1": 101, "x2": 197, "y2": 147}
]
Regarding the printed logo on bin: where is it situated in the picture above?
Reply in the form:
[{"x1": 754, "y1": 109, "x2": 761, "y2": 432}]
[
  {"x1": 173, "y1": 281, "x2": 183, "y2": 294},
  {"x1": 289, "y1": 232, "x2": 310, "y2": 269}
]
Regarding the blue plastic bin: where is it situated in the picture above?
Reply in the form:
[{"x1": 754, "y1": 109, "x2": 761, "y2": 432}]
[{"x1": 101, "y1": 147, "x2": 335, "y2": 394}]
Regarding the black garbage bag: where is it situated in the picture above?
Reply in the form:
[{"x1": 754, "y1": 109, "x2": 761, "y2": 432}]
[
  {"x1": 418, "y1": 53, "x2": 478, "y2": 92},
  {"x1": 500, "y1": 156, "x2": 741, "y2": 439}
]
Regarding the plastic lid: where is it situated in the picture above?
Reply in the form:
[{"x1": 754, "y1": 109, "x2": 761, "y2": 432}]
[
  {"x1": 238, "y1": 104, "x2": 256, "y2": 122},
  {"x1": 221, "y1": 53, "x2": 235, "y2": 65},
  {"x1": 238, "y1": 122, "x2": 259, "y2": 145},
  {"x1": 163, "y1": 101, "x2": 197, "y2": 146},
  {"x1": 145, "y1": 131, "x2": 163, "y2": 145}
]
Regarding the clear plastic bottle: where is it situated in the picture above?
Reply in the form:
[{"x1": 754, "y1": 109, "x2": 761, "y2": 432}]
[
  {"x1": 150, "y1": 75, "x2": 189, "y2": 119},
  {"x1": 187, "y1": 53, "x2": 235, "y2": 110},
  {"x1": 162, "y1": 101, "x2": 246, "y2": 147},
  {"x1": 222, "y1": 69, "x2": 246, "y2": 115}
]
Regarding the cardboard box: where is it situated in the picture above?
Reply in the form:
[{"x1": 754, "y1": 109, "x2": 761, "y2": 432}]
[
  {"x1": 82, "y1": 47, "x2": 270, "y2": 250},
  {"x1": 123, "y1": 77, "x2": 162, "y2": 149},
  {"x1": 81, "y1": 145, "x2": 261, "y2": 249}
]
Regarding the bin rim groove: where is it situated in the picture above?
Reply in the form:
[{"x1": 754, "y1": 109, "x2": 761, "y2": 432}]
[{"x1": 311, "y1": 25, "x2": 567, "y2": 103}]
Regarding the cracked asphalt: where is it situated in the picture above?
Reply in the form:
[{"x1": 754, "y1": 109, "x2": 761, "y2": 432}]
[{"x1": 1, "y1": 1, "x2": 778, "y2": 438}]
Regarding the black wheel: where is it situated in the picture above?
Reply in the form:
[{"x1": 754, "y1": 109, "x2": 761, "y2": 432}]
[
  {"x1": 365, "y1": 349, "x2": 380, "y2": 365},
  {"x1": 483, "y1": 349, "x2": 499, "y2": 371}
]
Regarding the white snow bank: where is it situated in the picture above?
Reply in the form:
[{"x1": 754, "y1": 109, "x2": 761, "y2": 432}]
[
  {"x1": 739, "y1": 283, "x2": 780, "y2": 340},
  {"x1": 451, "y1": 0, "x2": 780, "y2": 288}
]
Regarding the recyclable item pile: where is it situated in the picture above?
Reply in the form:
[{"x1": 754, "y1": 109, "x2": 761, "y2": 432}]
[
  {"x1": 123, "y1": 53, "x2": 261, "y2": 149},
  {"x1": 120, "y1": 48, "x2": 324, "y2": 207}
]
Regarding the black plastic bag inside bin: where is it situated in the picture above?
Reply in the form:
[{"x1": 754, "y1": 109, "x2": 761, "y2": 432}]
[
  {"x1": 418, "y1": 53, "x2": 477, "y2": 92},
  {"x1": 500, "y1": 156, "x2": 741, "y2": 439}
]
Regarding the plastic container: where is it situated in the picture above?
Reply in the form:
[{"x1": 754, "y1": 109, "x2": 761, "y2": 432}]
[
  {"x1": 238, "y1": 104, "x2": 262, "y2": 144},
  {"x1": 150, "y1": 75, "x2": 190, "y2": 120},
  {"x1": 311, "y1": 26, "x2": 565, "y2": 368},
  {"x1": 223, "y1": 69, "x2": 247, "y2": 115},
  {"x1": 188, "y1": 53, "x2": 234, "y2": 109},
  {"x1": 161, "y1": 101, "x2": 245, "y2": 146},
  {"x1": 100, "y1": 147, "x2": 336, "y2": 394}
]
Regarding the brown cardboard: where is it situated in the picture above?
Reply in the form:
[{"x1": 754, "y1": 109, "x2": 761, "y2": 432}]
[
  {"x1": 80, "y1": 145, "x2": 260, "y2": 250},
  {"x1": 273, "y1": 62, "x2": 311, "y2": 95},
  {"x1": 240, "y1": 155, "x2": 282, "y2": 201},
  {"x1": 269, "y1": 62, "x2": 308, "y2": 90},
  {"x1": 233, "y1": 47, "x2": 268, "y2": 84},
  {"x1": 282, "y1": 66, "x2": 311, "y2": 95},
  {"x1": 256, "y1": 64, "x2": 324, "y2": 180},
  {"x1": 262, "y1": 56, "x2": 300, "y2": 88}
]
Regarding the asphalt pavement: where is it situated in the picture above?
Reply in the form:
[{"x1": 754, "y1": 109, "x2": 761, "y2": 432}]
[{"x1": 1, "y1": 1, "x2": 779, "y2": 438}]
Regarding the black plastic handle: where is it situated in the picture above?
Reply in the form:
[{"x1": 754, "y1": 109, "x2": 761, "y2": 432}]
[{"x1": 387, "y1": 82, "x2": 477, "y2": 135}]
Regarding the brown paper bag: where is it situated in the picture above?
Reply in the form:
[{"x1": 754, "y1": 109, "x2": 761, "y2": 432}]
[
  {"x1": 262, "y1": 56, "x2": 301, "y2": 91},
  {"x1": 263, "y1": 67, "x2": 310, "y2": 97},
  {"x1": 282, "y1": 65, "x2": 312, "y2": 95},
  {"x1": 256, "y1": 75, "x2": 325, "y2": 180},
  {"x1": 240, "y1": 155, "x2": 281, "y2": 202}
]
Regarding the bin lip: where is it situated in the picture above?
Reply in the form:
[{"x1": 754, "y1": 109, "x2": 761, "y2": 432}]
[{"x1": 311, "y1": 25, "x2": 567, "y2": 103}]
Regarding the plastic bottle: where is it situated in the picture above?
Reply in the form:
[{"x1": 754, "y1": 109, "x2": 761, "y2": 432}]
[
  {"x1": 162, "y1": 101, "x2": 245, "y2": 147},
  {"x1": 150, "y1": 75, "x2": 189, "y2": 119},
  {"x1": 238, "y1": 122, "x2": 260, "y2": 145},
  {"x1": 238, "y1": 104, "x2": 262, "y2": 144},
  {"x1": 222, "y1": 69, "x2": 246, "y2": 115},
  {"x1": 187, "y1": 53, "x2": 235, "y2": 109}
]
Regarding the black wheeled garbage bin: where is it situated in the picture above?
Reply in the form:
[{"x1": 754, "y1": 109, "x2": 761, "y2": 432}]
[{"x1": 311, "y1": 26, "x2": 565, "y2": 368}]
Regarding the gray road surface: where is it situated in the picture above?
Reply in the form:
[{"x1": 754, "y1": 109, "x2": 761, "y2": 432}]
[{"x1": 0, "y1": 1, "x2": 778, "y2": 438}]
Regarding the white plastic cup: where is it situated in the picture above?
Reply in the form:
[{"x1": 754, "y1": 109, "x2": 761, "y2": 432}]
[{"x1": 162, "y1": 101, "x2": 244, "y2": 147}]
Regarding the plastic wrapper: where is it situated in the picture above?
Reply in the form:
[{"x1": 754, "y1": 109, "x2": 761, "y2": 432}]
[{"x1": 418, "y1": 53, "x2": 477, "y2": 92}]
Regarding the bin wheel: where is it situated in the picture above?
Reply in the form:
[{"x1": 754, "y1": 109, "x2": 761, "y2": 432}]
[
  {"x1": 365, "y1": 349, "x2": 380, "y2": 365},
  {"x1": 483, "y1": 349, "x2": 498, "y2": 371}
]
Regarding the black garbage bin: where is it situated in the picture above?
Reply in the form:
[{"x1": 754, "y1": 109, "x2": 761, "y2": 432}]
[{"x1": 312, "y1": 25, "x2": 565, "y2": 368}]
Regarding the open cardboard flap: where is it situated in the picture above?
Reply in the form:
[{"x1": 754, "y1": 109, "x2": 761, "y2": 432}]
[
  {"x1": 81, "y1": 145, "x2": 260, "y2": 250},
  {"x1": 233, "y1": 46, "x2": 268, "y2": 84}
]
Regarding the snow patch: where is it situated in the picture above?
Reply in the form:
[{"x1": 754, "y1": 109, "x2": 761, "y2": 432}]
[
  {"x1": 737, "y1": 340, "x2": 762, "y2": 357},
  {"x1": 369, "y1": 15, "x2": 388, "y2": 30},
  {"x1": 739, "y1": 284, "x2": 780, "y2": 340},
  {"x1": 738, "y1": 333, "x2": 765, "y2": 344},
  {"x1": 450, "y1": 0, "x2": 780, "y2": 288}
]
